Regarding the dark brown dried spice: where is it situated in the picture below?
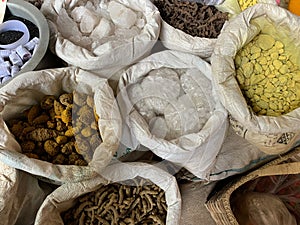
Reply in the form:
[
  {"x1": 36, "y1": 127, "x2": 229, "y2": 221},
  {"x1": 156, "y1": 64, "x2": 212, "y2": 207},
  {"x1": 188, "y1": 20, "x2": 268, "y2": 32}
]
[{"x1": 153, "y1": 0, "x2": 228, "y2": 38}]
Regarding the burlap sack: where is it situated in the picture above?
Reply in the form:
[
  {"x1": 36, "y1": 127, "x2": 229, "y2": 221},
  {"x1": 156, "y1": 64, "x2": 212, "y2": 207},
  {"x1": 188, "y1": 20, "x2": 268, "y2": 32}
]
[
  {"x1": 211, "y1": 4, "x2": 300, "y2": 154},
  {"x1": 0, "y1": 67, "x2": 121, "y2": 184},
  {"x1": 34, "y1": 162, "x2": 181, "y2": 225},
  {"x1": 117, "y1": 50, "x2": 228, "y2": 180},
  {"x1": 40, "y1": 0, "x2": 160, "y2": 79}
]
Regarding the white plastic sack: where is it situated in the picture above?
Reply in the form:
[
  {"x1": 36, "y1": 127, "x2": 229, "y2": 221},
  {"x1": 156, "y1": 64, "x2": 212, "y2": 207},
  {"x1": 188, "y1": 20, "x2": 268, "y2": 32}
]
[
  {"x1": 117, "y1": 50, "x2": 228, "y2": 180},
  {"x1": 34, "y1": 162, "x2": 181, "y2": 225},
  {"x1": 41, "y1": 0, "x2": 160, "y2": 79},
  {"x1": 0, "y1": 160, "x2": 51, "y2": 225},
  {"x1": 211, "y1": 4, "x2": 300, "y2": 155},
  {"x1": 0, "y1": 67, "x2": 121, "y2": 184}
]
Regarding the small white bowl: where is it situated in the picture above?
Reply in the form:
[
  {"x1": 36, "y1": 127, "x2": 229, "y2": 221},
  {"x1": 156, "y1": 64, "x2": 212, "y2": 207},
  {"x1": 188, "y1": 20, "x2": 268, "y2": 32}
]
[
  {"x1": 5, "y1": 0, "x2": 49, "y2": 75},
  {"x1": 0, "y1": 20, "x2": 30, "y2": 49}
]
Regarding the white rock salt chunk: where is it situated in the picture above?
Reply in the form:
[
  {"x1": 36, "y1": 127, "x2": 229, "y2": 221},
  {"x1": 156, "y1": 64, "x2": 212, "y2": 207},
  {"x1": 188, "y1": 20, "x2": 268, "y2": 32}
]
[
  {"x1": 79, "y1": 9, "x2": 100, "y2": 34},
  {"x1": 180, "y1": 69, "x2": 213, "y2": 120},
  {"x1": 149, "y1": 116, "x2": 168, "y2": 139},
  {"x1": 145, "y1": 97, "x2": 169, "y2": 116},
  {"x1": 99, "y1": 0, "x2": 109, "y2": 10},
  {"x1": 177, "y1": 94, "x2": 201, "y2": 133},
  {"x1": 71, "y1": 6, "x2": 86, "y2": 22},
  {"x1": 164, "y1": 103, "x2": 181, "y2": 140},
  {"x1": 85, "y1": 1, "x2": 96, "y2": 10},
  {"x1": 128, "y1": 84, "x2": 156, "y2": 122},
  {"x1": 141, "y1": 68, "x2": 181, "y2": 100},
  {"x1": 114, "y1": 26, "x2": 140, "y2": 39},
  {"x1": 57, "y1": 8, "x2": 81, "y2": 40},
  {"x1": 136, "y1": 18, "x2": 145, "y2": 29},
  {"x1": 128, "y1": 84, "x2": 143, "y2": 105},
  {"x1": 91, "y1": 17, "x2": 114, "y2": 40},
  {"x1": 164, "y1": 94, "x2": 200, "y2": 140},
  {"x1": 108, "y1": 1, "x2": 137, "y2": 28}
]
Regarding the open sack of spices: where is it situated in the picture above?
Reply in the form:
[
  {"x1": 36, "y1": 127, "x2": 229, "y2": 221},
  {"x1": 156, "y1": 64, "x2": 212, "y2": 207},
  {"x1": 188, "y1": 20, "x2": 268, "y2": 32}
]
[
  {"x1": 34, "y1": 162, "x2": 181, "y2": 225},
  {"x1": 0, "y1": 67, "x2": 121, "y2": 184},
  {"x1": 206, "y1": 146, "x2": 300, "y2": 225},
  {"x1": 117, "y1": 50, "x2": 228, "y2": 180},
  {"x1": 40, "y1": 0, "x2": 160, "y2": 79},
  {"x1": 152, "y1": 0, "x2": 229, "y2": 60},
  {"x1": 211, "y1": 4, "x2": 300, "y2": 155}
]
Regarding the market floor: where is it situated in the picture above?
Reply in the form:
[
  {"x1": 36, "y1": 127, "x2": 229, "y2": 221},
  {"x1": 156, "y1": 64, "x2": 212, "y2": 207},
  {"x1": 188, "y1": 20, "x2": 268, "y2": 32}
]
[{"x1": 180, "y1": 181, "x2": 216, "y2": 225}]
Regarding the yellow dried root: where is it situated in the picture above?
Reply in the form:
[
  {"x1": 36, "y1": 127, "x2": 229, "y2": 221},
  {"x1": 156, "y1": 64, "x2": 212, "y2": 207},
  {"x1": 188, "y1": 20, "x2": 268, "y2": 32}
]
[
  {"x1": 54, "y1": 100, "x2": 65, "y2": 116},
  {"x1": 44, "y1": 140, "x2": 59, "y2": 156},
  {"x1": 60, "y1": 106, "x2": 72, "y2": 124},
  {"x1": 6, "y1": 92, "x2": 102, "y2": 166},
  {"x1": 235, "y1": 33, "x2": 300, "y2": 116},
  {"x1": 59, "y1": 93, "x2": 73, "y2": 106},
  {"x1": 40, "y1": 95, "x2": 56, "y2": 110}
]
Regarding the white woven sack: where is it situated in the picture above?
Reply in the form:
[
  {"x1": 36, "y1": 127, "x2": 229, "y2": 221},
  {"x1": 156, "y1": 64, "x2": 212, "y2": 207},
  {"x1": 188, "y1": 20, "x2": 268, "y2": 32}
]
[
  {"x1": 41, "y1": 0, "x2": 160, "y2": 79},
  {"x1": 118, "y1": 50, "x2": 228, "y2": 180},
  {"x1": 34, "y1": 162, "x2": 181, "y2": 225},
  {"x1": 0, "y1": 67, "x2": 121, "y2": 184},
  {"x1": 211, "y1": 4, "x2": 300, "y2": 155}
]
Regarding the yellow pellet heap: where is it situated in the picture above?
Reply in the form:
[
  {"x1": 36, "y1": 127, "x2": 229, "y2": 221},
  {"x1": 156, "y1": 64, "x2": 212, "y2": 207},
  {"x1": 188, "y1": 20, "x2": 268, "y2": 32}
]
[
  {"x1": 238, "y1": 0, "x2": 258, "y2": 11},
  {"x1": 235, "y1": 34, "x2": 300, "y2": 116}
]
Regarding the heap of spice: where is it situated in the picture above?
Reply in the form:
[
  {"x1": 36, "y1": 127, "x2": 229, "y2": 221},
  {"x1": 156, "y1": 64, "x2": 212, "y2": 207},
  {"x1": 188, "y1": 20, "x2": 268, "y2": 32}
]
[
  {"x1": 235, "y1": 33, "x2": 300, "y2": 116},
  {"x1": 237, "y1": 0, "x2": 258, "y2": 11},
  {"x1": 153, "y1": 0, "x2": 228, "y2": 38},
  {"x1": 7, "y1": 91, "x2": 102, "y2": 165},
  {"x1": 62, "y1": 177, "x2": 168, "y2": 225}
]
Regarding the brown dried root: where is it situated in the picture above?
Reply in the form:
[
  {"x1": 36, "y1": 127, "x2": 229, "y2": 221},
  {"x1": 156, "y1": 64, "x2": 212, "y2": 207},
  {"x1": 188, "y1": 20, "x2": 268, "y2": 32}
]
[
  {"x1": 153, "y1": 0, "x2": 228, "y2": 38},
  {"x1": 40, "y1": 95, "x2": 56, "y2": 110},
  {"x1": 27, "y1": 104, "x2": 41, "y2": 124},
  {"x1": 59, "y1": 93, "x2": 73, "y2": 106},
  {"x1": 61, "y1": 177, "x2": 167, "y2": 225},
  {"x1": 28, "y1": 128, "x2": 58, "y2": 142},
  {"x1": 44, "y1": 139, "x2": 59, "y2": 156},
  {"x1": 54, "y1": 100, "x2": 65, "y2": 116}
]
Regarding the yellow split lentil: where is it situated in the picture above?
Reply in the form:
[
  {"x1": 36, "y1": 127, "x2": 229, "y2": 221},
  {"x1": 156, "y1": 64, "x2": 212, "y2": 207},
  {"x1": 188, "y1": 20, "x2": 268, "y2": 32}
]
[{"x1": 235, "y1": 33, "x2": 300, "y2": 116}]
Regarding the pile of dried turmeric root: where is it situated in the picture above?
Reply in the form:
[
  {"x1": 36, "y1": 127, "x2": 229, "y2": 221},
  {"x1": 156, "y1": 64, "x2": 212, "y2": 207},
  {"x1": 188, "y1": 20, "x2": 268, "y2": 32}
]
[{"x1": 7, "y1": 91, "x2": 102, "y2": 165}]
